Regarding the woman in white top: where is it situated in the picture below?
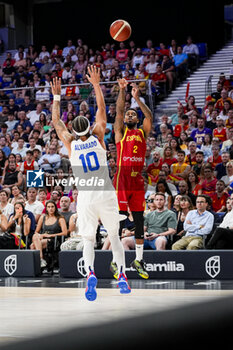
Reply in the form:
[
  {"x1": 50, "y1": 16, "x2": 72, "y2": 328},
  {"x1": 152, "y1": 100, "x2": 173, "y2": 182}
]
[{"x1": 60, "y1": 213, "x2": 83, "y2": 250}]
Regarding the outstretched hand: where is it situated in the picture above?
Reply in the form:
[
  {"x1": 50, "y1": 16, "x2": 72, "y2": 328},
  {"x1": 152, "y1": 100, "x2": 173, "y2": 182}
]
[
  {"x1": 131, "y1": 83, "x2": 139, "y2": 99},
  {"x1": 50, "y1": 77, "x2": 61, "y2": 96},
  {"x1": 86, "y1": 65, "x2": 100, "y2": 85},
  {"x1": 117, "y1": 78, "x2": 128, "y2": 89}
]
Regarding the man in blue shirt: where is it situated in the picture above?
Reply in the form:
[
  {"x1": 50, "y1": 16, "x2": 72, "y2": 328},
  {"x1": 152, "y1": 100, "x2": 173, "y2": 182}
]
[
  {"x1": 172, "y1": 194, "x2": 214, "y2": 250},
  {"x1": 173, "y1": 46, "x2": 188, "y2": 81}
]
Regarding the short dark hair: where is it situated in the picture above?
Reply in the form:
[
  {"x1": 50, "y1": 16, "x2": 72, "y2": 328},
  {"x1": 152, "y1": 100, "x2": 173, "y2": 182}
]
[
  {"x1": 154, "y1": 192, "x2": 166, "y2": 199},
  {"x1": 196, "y1": 194, "x2": 209, "y2": 203}
]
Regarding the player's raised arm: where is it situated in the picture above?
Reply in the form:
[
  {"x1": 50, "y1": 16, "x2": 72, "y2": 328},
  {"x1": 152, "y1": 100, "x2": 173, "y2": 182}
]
[
  {"x1": 131, "y1": 83, "x2": 153, "y2": 139},
  {"x1": 50, "y1": 77, "x2": 74, "y2": 152},
  {"x1": 114, "y1": 78, "x2": 128, "y2": 142},
  {"x1": 86, "y1": 65, "x2": 106, "y2": 141}
]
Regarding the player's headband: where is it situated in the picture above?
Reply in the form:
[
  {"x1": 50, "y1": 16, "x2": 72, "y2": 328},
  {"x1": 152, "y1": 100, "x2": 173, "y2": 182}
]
[{"x1": 72, "y1": 118, "x2": 90, "y2": 136}]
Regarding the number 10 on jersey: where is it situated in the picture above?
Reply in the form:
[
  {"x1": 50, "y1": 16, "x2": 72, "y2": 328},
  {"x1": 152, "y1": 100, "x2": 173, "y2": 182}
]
[{"x1": 79, "y1": 151, "x2": 100, "y2": 173}]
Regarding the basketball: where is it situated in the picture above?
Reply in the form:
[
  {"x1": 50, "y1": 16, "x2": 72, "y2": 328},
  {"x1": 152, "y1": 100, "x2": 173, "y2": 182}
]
[{"x1": 109, "y1": 19, "x2": 131, "y2": 42}]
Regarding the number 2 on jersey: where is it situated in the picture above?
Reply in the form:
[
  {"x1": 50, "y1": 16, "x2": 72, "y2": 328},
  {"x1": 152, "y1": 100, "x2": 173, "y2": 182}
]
[
  {"x1": 79, "y1": 151, "x2": 100, "y2": 173},
  {"x1": 133, "y1": 145, "x2": 138, "y2": 153}
]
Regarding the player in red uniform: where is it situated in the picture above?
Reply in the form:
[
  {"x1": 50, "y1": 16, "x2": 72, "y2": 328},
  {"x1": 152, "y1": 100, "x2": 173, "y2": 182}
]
[{"x1": 112, "y1": 78, "x2": 152, "y2": 279}]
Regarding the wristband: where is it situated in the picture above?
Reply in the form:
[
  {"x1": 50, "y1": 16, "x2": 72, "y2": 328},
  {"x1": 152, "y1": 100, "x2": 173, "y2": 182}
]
[{"x1": 54, "y1": 94, "x2": 61, "y2": 101}]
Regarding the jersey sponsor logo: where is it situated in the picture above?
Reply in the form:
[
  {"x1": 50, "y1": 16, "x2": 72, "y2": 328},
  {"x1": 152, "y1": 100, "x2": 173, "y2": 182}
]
[
  {"x1": 126, "y1": 135, "x2": 143, "y2": 142},
  {"x1": 123, "y1": 156, "x2": 143, "y2": 162},
  {"x1": 75, "y1": 140, "x2": 97, "y2": 151}
]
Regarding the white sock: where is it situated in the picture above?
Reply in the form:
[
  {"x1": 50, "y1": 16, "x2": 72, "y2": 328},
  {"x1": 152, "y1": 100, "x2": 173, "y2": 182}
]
[
  {"x1": 109, "y1": 234, "x2": 126, "y2": 274},
  {"x1": 83, "y1": 239, "x2": 95, "y2": 274},
  {"x1": 135, "y1": 244, "x2": 143, "y2": 261}
]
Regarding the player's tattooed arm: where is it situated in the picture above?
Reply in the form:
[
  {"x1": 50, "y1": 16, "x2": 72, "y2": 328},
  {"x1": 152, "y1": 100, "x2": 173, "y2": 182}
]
[
  {"x1": 50, "y1": 77, "x2": 74, "y2": 148},
  {"x1": 114, "y1": 78, "x2": 127, "y2": 141},
  {"x1": 131, "y1": 83, "x2": 152, "y2": 139}
]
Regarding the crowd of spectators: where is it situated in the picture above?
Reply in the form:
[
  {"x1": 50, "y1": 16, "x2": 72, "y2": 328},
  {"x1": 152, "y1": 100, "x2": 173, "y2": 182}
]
[{"x1": 0, "y1": 35, "x2": 233, "y2": 269}]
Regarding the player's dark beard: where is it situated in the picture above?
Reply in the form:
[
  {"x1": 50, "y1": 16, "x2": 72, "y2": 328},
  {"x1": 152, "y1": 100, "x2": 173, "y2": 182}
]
[{"x1": 126, "y1": 121, "x2": 137, "y2": 129}]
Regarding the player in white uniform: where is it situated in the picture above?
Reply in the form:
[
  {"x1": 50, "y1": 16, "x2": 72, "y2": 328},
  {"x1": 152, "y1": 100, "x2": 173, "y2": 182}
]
[{"x1": 50, "y1": 66, "x2": 131, "y2": 301}]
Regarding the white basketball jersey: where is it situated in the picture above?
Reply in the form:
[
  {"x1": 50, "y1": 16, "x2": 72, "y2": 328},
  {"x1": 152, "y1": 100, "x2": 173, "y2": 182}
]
[{"x1": 70, "y1": 135, "x2": 116, "y2": 203}]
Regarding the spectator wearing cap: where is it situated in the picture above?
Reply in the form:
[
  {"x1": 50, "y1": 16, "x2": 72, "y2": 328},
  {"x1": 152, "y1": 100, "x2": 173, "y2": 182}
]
[{"x1": 213, "y1": 116, "x2": 227, "y2": 142}]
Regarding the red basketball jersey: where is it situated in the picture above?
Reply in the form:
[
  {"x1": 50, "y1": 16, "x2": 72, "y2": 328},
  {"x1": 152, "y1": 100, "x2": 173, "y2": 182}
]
[{"x1": 115, "y1": 127, "x2": 146, "y2": 182}]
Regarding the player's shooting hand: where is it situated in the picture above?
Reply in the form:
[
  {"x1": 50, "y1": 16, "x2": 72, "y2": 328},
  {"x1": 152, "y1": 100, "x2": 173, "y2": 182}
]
[
  {"x1": 117, "y1": 78, "x2": 128, "y2": 89},
  {"x1": 86, "y1": 65, "x2": 100, "y2": 86},
  {"x1": 50, "y1": 77, "x2": 61, "y2": 96},
  {"x1": 131, "y1": 83, "x2": 139, "y2": 99}
]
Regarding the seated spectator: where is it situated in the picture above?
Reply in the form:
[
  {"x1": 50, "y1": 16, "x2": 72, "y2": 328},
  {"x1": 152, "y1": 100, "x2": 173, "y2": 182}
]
[
  {"x1": 206, "y1": 193, "x2": 233, "y2": 249},
  {"x1": 14, "y1": 51, "x2": 27, "y2": 69},
  {"x1": 60, "y1": 213, "x2": 83, "y2": 250},
  {"x1": 200, "y1": 134, "x2": 213, "y2": 162},
  {"x1": 151, "y1": 64, "x2": 167, "y2": 94},
  {"x1": 185, "y1": 141, "x2": 197, "y2": 166},
  {"x1": 161, "y1": 55, "x2": 175, "y2": 92},
  {"x1": 169, "y1": 103, "x2": 184, "y2": 127},
  {"x1": 0, "y1": 189, "x2": 14, "y2": 219},
  {"x1": 201, "y1": 164, "x2": 218, "y2": 196},
  {"x1": 146, "y1": 151, "x2": 163, "y2": 181},
  {"x1": 38, "y1": 45, "x2": 50, "y2": 62},
  {"x1": 173, "y1": 114, "x2": 189, "y2": 138},
  {"x1": 2, "y1": 59, "x2": 16, "y2": 82},
  {"x1": 59, "y1": 196, "x2": 74, "y2": 233},
  {"x1": 173, "y1": 46, "x2": 188, "y2": 81},
  {"x1": 157, "y1": 124, "x2": 170, "y2": 147},
  {"x1": 6, "y1": 113, "x2": 18, "y2": 132},
  {"x1": 174, "y1": 195, "x2": 194, "y2": 244},
  {"x1": 187, "y1": 170, "x2": 202, "y2": 196},
  {"x1": 19, "y1": 95, "x2": 35, "y2": 114},
  {"x1": 211, "y1": 180, "x2": 228, "y2": 213},
  {"x1": 212, "y1": 116, "x2": 227, "y2": 142},
  {"x1": 143, "y1": 192, "x2": 177, "y2": 250},
  {"x1": 182, "y1": 36, "x2": 199, "y2": 70},
  {"x1": 162, "y1": 146, "x2": 177, "y2": 167},
  {"x1": 69, "y1": 188, "x2": 78, "y2": 212},
  {"x1": 11, "y1": 137, "x2": 28, "y2": 159},
  {"x1": 207, "y1": 145, "x2": 222, "y2": 169},
  {"x1": 221, "y1": 160, "x2": 233, "y2": 186},
  {"x1": 38, "y1": 145, "x2": 61, "y2": 173},
  {"x1": 154, "y1": 114, "x2": 173, "y2": 137},
  {"x1": 30, "y1": 200, "x2": 67, "y2": 268},
  {"x1": 171, "y1": 150, "x2": 191, "y2": 179},
  {"x1": 7, "y1": 201, "x2": 31, "y2": 247},
  {"x1": 168, "y1": 137, "x2": 181, "y2": 159},
  {"x1": 172, "y1": 195, "x2": 214, "y2": 250},
  {"x1": 178, "y1": 180, "x2": 196, "y2": 206},
  {"x1": 27, "y1": 103, "x2": 44, "y2": 126},
  {"x1": 145, "y1": 54, "x2": 159, "y2": 76},
  {"x1": 8, "y1": 185, "x2": 23, "y2": 205},
  {"x1": 0, "y1": 210, "x2": 7, "y2": 236},
  {"x1": 0, "y1": 136, "x2": 11, "y2": 157},
  {"x1": 115, "y1": 42, "x2": 129, "y2": 62},
  {"x1": 219, "y1": 100, "x2": 232, "y2": 120},
  {"x1": 62, "y1": 39, "x2": 76, "y2": 58},
  {"x1": 25, "y1": 187, "x2": 44, "y2": 223},
  {"x1": 225, "y1": 108, "x2": 233, "y2": 129},
  {"x1": 190, "y1": 116, "x2": 212, "y2": 143},
  {"x1": 215, "y1": 89, "x2": 233, "y2": 112},
  {"x1": 155, "y1": 179, "x2": 173, "y2": 210},
  {"x1": 192, "y1": 150, "x2": 204, "y2": 176},
  {"x1": 215, "y1": 151, "x2": 230, "y2": 180},
  {"x1": 35, "y1": 82, "x2": 50, "y2": 103},
  {"x1": 1, "y1": 160, "x2": 23, "y2": 191},
  {"x1": 131, "y1": 47, "x2": 144, "y2": 68}
]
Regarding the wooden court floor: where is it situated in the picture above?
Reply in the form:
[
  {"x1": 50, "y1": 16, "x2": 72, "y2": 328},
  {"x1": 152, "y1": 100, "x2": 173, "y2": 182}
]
[{"x1": 1, "y1": 276, "x2": 233, "y2": 345}]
